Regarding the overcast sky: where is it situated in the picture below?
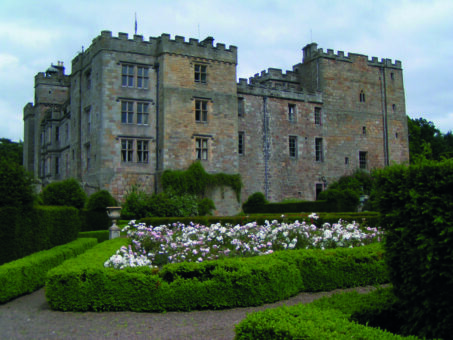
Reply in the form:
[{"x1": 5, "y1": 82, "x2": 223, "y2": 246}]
[{"x1": 1, "y1": 0, "x2": 452, "y2": 142}]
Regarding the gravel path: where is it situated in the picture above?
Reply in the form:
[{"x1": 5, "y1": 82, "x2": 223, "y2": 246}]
[{"x1": 0, "y1": 286, "x2": 380, "y2": 340}]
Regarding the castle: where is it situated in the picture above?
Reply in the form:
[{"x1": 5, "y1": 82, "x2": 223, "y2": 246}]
[{"x1": 23, "y1": 31, "x2": 409, "y2": 215}]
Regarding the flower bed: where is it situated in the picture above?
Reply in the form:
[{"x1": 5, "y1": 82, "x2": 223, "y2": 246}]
[{"x1": 105, "y1": 214, "x2": 383, "y2": 269}]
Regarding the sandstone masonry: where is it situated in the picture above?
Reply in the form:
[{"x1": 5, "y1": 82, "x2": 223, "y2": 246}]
[{"x1": 23, "y1": 31, "x2": 409, "y2": 215}]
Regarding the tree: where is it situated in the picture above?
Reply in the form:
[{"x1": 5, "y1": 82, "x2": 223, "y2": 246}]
[
  {"x1": 407, "y1": 116, "x2": 452, "y2": 162},
  {"x1": 0, "y1": 159, "x2": 34, "y2": 208},
  {"x1": 40, "y1": 179, "x2": 87, "y2": 209},
  {"x1": 0, "y1": 138, "x2": 23, "y2": 165}
]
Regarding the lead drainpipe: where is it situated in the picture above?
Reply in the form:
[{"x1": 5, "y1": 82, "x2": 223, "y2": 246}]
[
  {"x1": 380, "y1": 67, "x2": 389, "y2": 166},
  {"x1": 78, "y1": 49, "x2": 83, "y2": 179},
  {"x1": 154, "y1": 62, "x2": 160, "y2": 194},
  {"x1": 263, "y1": 96, "x2": 270, "y2": 199}
]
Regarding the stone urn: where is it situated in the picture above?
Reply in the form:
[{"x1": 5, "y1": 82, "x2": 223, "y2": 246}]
[{"x1": 106, "y1": 206, "x2": 122, "y2": 239}]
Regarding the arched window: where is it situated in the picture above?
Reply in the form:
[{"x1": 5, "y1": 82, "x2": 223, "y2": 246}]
[{"x1": 359, "y1": 90, "x2": 366, "y2": 103}]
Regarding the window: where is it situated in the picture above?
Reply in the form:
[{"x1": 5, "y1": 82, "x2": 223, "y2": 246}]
[
  {"x1": 55, "y1": 126, "x2": 60, "y2": 142},
  {"x1": 137, "y1": 67, "x2": 149, "y2": 89},
  {"x1": 121, "y1": 101, "x2": 134, "y2": 124},
  {"x1": 289, "y1": 136, "x2": 298, "y2": 158},
  {"x1": 392, "y1": 104, "x2": 396, "y2": 111},
  {"x1": 86, "y1": 143, "x2": 91, "y2": 170},
  {"x1": 315, "y1": 183, "x2": 324, "y2": 200},
  {"x1": 238, "y1": 132, "x2": 245, "y2": 155},
  {"x1": 362, "y1": 126, "x2": 367, "y2": 135},
  {"x1": 122, "y1": 65, "x2": 134, "y2": 87},
  {"x1": 345, "y1": 157, "x2": 349, "y2": 165},
  {"x1": 195, "y1": 100, "x2": 208, "y2": 122},
  {"x1": 65, "y1": 153, "x2": 69, "y2": 177},
  {"x1": 390, "y1": 72, "x2": 395, "y2": 80},
  {"x1": 359, "y1": 151, "x2": 367, "y2": 169},
  {"x1": 121, "y1": 139, "x2": 134, "y2": 162},
  {"x1": 65, "y1": 124, "x2": 69, "y2": 142},
  {"x1": 137, "y1": 140, "x2": 149, "y2": 163},
  {"x1": 85, "y1": 70, "x2": 92, "y2": 90},
  {"x1": 359, "y1": 90, "x2": 366, "y2": 103},
  {"x1": 196, "y1": 138, "x2": 208, "y2": 160},
  {"x1": 315, "y1": 138, "x2": 323, "y2": 162},
  {"x1": 288, "y1": 104, "x2": 296, "y2": 122},
  {"x1": 315, "y1": 107, "x2": 322, "y2": 125},
  {"x1": 238, "y1": 97, "x2": 245, "y2": 117},
  {"x1": 194, "y1": 64, "x2": 207, "y2": 83},
  {"x1": 137, "y1": 102, "x2": 149, "y2": 125},
  {"x1": 55, "y1": 157, "x2": 60, "y2": 175},
  {"x1": 86, "y1": 108, "x2": 91, "y2": 133}
]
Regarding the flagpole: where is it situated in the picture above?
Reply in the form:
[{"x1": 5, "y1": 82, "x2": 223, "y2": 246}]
[{"x1": 135, "y1": 12, "x2": 137, "y2": 35}]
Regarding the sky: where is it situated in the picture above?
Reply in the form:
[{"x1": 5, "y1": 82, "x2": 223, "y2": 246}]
[{"x1": 1, "y1": 0, "x2": 452, "y2": 142}]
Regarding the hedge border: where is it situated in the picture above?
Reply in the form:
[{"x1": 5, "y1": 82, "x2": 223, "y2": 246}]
[
  {"x1": 0, "y1": 238, "x2": 97, "y2": 303},
  {"x1": 234, "y1": 298, "x2": 421, "y2": 340},
  {"x1": 139, "y1": 212, "x2": 381, "y2": 229},
  {"x1": 45, "y1": 240, "x2": 388, "y2": 312}
]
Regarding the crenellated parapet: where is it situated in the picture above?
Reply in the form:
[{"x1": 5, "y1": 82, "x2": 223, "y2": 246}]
[
  {"x1": 237, "y1": 77, "x2": 322, "y2": 103},
  {"x1": 248, "y1": 68, "x2": 299, "y2": 85},
  {"x1": 72, "y1": 30, "x2": 237, "y2": 71},
  {"x1": 303, "y1": 43, "x2": 402, "y2": 69}
]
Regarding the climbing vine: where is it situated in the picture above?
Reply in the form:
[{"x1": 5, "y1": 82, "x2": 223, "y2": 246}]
[{"x1": 161, "y1": 161, "x2": 242, "y2": 202}]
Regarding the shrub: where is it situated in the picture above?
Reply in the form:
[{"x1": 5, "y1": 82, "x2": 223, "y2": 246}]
[
  {"x1": 41, "y1": 178, "x2": 87, "y2": 209},
  {"x1": 120, "y1": 185, "x2": 150, "y2": 219},
  {"x1": 242, "y1": 192, "x2": 267, "y2": 213},
  {"x1": 374, "y1": 159, "x2": 453, "y2": 339},
  {"x1": 86, "y1": 190, "x2": 117, "y2": 211},
  {"x1": 197, "y1": 197, "x2": 215, "y2": 216},
  {"x1": 0, "y1": 238, "x2": 97, "y2": 303},
  {"x1": 318, "y1": 188, "x2": 360, "y2": 212},
  {"x1": 0, "y1": 159, "x2": 35, "y2": 209},
  {"x1": 147, "y1": 191, "x2": 199, "y2": 217}
]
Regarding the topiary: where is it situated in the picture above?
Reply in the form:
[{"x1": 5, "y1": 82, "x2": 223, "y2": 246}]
[
  {"x1": 86, "y1": 190, "x2": 117, "y2": 212},
  {"x1": 40, "y1": 178, "x2": 87, "y2": 209}
]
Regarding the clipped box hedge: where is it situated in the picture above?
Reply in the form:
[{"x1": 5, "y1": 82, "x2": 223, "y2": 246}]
[
  {"x1": 0, "y1": 205, "x2": 82, "y2": 265},
  {"x1": 0, "y1": 238, "x2": 97, "y2": 304},
  {"x1": 139, "y1": 212, "x2": 381, "y2": 229},
  {"x1": 78, "y1": 230, "x2": 110, "y2": 243},
  {"x1": 234, "y1": 298, "x2": 421, "y2": 340},
  {"x1": 46, "y1": 239, "x2": 388, "y2": 312}
]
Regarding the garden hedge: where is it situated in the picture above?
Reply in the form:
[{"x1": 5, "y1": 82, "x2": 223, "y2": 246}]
[
  {"x1": 235, "y1": 293, "x2": 421, "y2": 340},
  {"x1": 45, "y1": 240, "x2": 388, "y2": 312},
  {"x1": 243, "y1": 200, "x2": 336, "y2": 214},
  {"x1": 139, "y1": 212, "x2": 381, "y2": 229},
  {"x1": 0, "y1": 238, "x2": 97, "y2": 303},
  {"x1": 0, "y1": 205, "x2": 82, "y2": 265},
  {"x1": 375, "y1": 160, "x2": 453, "y2": 339},
  {"x1": 78, "y1": 230, "x2": 110, "y2": 243}
]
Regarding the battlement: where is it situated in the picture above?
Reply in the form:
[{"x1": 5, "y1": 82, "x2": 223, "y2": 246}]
[
  {"x1": 303, "y1": 43, "x2": 402, "y2": 69},
  {"x1": 248, "y1": 68, "x2": 299, "y2": 85},
  {"x1": 72, "y1": 31, "x2": 237, "y2": 70},
  {"x1": 237, "y1": 77, "x2": 322, "y2": 103}
]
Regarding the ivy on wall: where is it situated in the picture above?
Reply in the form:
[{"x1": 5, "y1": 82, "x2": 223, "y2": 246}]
[{"x1": 161, "y1": 161, "x2": 242, "y2": 202}]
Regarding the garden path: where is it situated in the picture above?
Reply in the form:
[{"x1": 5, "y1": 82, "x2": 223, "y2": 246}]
[{"x1": 0, "y1": 286, "x2": 380, "y2": 339}]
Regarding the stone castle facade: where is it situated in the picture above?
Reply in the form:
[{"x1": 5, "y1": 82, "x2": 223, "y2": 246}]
[{"x1": 23, "y1": 31, "x2": 409, "y2": 215}]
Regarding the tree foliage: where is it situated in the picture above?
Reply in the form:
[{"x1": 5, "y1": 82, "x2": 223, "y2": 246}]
[
  {"x1": 0, "y1": 138, "x2": 23, "y2": 165},
  {"x1": 408, "y1": 116, "x2": 453, "y2": 163},
  {"x1": 40, "y1": 179, "x2": 87, "y2": 209},
  {"x1": 0, "y1": 158, "x2": 35, "y2": 208}
]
